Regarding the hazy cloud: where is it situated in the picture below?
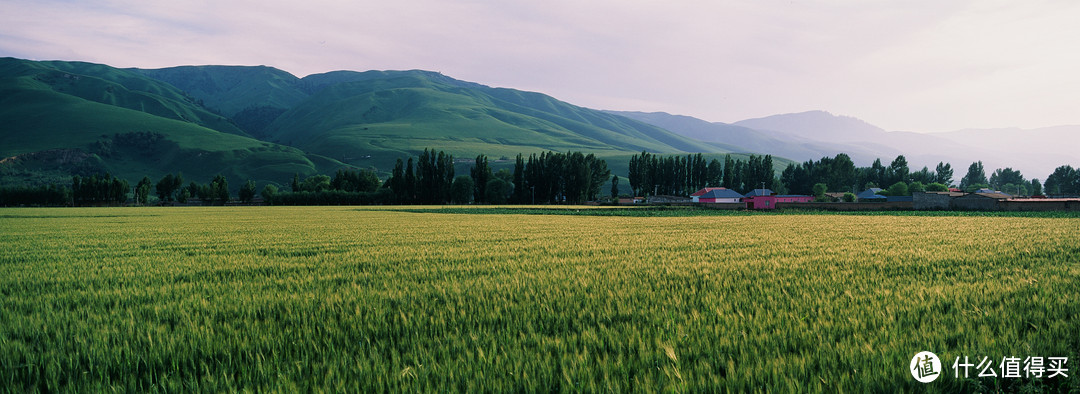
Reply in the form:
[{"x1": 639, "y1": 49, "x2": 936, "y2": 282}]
[{"x1": 2, "y1": 0, "x2": 1078, "y2": 131}]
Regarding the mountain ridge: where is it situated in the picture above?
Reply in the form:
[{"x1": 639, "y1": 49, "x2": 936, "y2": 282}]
[
  {"x1": 1, "y1": 57, "x2": 754, "y2": 191},
  {"x1": 5, "y1": 56, "x2": 1071, "y2": 189}
]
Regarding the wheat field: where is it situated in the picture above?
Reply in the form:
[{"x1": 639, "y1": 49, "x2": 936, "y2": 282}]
[{"x1": 1, "y1": 207, "x2": 1077, "y2": 391}]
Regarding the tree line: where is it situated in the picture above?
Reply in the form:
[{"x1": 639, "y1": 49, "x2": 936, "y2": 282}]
[
  {"x1": 384, "y1": 149, "x2": 611, "y2": 205},
  {"x1": 781, "y1": 154, "x2": 955, "y2": 196},
  {"x1": 3, "y1": 150, "x2": 1079, "y2": 206},
  {"x1": 264, "y1": 168, "x2": 387, "y2": 205},
  {"x1": 627, "y1": 152, "x2": 775, "y2": 197}
]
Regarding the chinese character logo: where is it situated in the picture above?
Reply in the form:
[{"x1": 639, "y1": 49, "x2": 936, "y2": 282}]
[{"x1": 911, "y1": 351, "x2": 942, "y2": 383}]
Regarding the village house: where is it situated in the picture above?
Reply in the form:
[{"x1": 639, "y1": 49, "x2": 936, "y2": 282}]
[
  {"x1": 690, "y1": 187, "x2": 743, "y2": 203},
  {"x1": 912, "y1": 191, "x2": 966, "y2": 210},
  {"x1": 741, "y1": 188, "x2": 813, "y2": 209},
  {"x1": 951, "y1": 192, "x2": 1012, "y2": 210},
  {"x1": 856, "y1": 188, "x2": 886, "y2": 202}
]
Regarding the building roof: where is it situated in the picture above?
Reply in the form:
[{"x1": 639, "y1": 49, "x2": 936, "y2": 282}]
[
  {"x1": 744, "y1": 189, "x2": 774, "y2": 197},
  {"x1": 690, "y1": 187, "x2": 728, "y2": 197},
  {"x1": 966, "y1": 192, "x2": 1012, "y2": 200},
  {"x1": 857, "y1": 188, "x2": 884, "y2": 199},
  {"x1": 922, "y1": 191, "x2": 966, "y2": 197},
  {"x1": 699, "y1": 188, "x2": 745, "y2": 199}
]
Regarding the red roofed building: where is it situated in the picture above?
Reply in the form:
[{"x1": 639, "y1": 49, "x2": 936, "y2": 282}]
[
  {"x1": 690, "y1": 187, "x2": 743, "y2": 203},
  {"x1": 742, "y1": 189, "x2": 813, "y2": 209}
]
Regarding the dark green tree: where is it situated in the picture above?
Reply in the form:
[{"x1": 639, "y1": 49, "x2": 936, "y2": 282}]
[
  {"x1": 404, "y1": 158, "x2": 417, "y2": 203},
  {"x1": 261, "y1": 184, "x2": 278, "y2": 201},
  {"x1": 887, "y1": 181, "x2": 909, "y2": 196},
  {"x1": 389, "y1": 158, "x2": 405, "y2": 202},
  {"x1": 155, "y1": 173, "x2": 176, "y2": 201},
  {"x1": 884, "y1": 155, "x2": 910, "y2": 186},
  {"x1": 239, "y1": 180, "x2": 257, "y2": 203},
  {"x1": 722, "y1": 154, "x2": 734, "y2": 189},
  {"x1": 471, "y1": 154, "x2": 492, "y2": 203},
  {"x1": 450, "y1": 175, "x2": 473, "y2": 204},
  {"x1": 910, "y1": 167, "x2": 935, "y2": 185},
  {"x1": 1030, "y1": 178, "x2": 1042, "y2": 195},
  {"x1": 1044, "y1": 165, "x2": 1078, "y2": 196},
  {"x1": 960, "y1": 161, "x2": 988, "y2": 191},
  {"x1": 812, "y1": 183, "x2": 828, "y2": 202},
  {"x1": 210, "y1": 174, "x2": 229, "y2": 204},
  {"x1": 512, "y1": 154, "x2": 528, "y2": 203},
  {"x1": 135, "y1": 176, "x2": 152, "y2": 205},
  {"x1": 989, "y1": 168, "x2": 1025, "y2": 191},
  {"x1": 926, "y1": 183, "x2": 949, "y2": 192},
  {"x1": 485, "y1": 178, "x2": 510, "y2": 204},
  {"x1": 707, "y1": 159, "x2": 722, "y2": 187},
  {"x1": 300, "y1": 175, "x2": 331, "y2": 192},
  {"x1": 934, "y1": 162, "x2": 953, "y2": 186}
]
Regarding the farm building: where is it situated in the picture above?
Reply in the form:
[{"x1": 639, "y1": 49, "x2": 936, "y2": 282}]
[
  {"x1": 1000, "y1": 198, "x2": 1080, "y2": 211},
  {"x1": 746, "y1": 194, "x2": 814, "y2": 209},
  {"x1": 974, "y1": 188, "x2": 1010, "y2": 195},
  {"x1": 690, "y1": 187, "x2": 743, "y2": 203},
  {"x1": 856, "y1": 188, "x2": 886, "y2": 202},
  {"x1": 743, "y1": 189, "x2": 772, "y2": 198},
  {"x1": 823, "y1": 192, "x2": 848, "y2": 202},
  {"x1": 740, "y1": 188, "x2": 813, "y2": 209},
  {"x1": 951, "y1": 192, "x2": 1011, "y2": 210},
  {"x1": 913, "y1": 191, "x2": 965, "y2": 210}
]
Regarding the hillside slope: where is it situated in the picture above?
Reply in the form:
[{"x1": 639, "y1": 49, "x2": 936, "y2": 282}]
[
  {"x1": 4, "y1": 57, "x2": 803, "y2": 191},
  {"x1": 260, "y1": 70, "x2": 729, "y2": 167},
  {"x1": 0, "y1": 58, "x2": 341, "y2": 187}
]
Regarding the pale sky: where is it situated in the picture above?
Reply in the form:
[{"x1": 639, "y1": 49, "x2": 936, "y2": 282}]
[{"x1": 2, "y1": 0, "x2": 1079, "y2": 132}]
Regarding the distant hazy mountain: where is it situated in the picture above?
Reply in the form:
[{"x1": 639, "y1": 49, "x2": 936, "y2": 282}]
[
  {"x1": 733, "y1": 110, "x2": 886, "y2": 141},
  {"x1": 609, "y1": 111, "x2": 878, "y2": 163},
  {"x1": 731, "y1": 111, "x2": 1072, "y2": 179},
  {"x1": 627, "y1": 109, "x2": 1070, "y2": 180}
]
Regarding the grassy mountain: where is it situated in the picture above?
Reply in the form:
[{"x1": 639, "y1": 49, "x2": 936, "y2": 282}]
[
  {"x1": 133, "y1": 65, "x2": 310, "y2": 137},
  {"x1": 259, "y1": 70, "x2": 729, "y2": 168},
  {"x1": 0, "y1": 59, "x2": 250, "y2": 138},
  {"x1": 0, "y1": 58, "x2": 342, "y2": 188},
  {"x1": 4, "y1": 57, "x2": 799, "y2": 192},
  {"x1": 133, "y1": 65, "x2": 308, "y2": 116}
]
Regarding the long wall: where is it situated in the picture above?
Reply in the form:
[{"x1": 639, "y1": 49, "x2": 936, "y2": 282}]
[
  {"x1": 999, "y1": 200, "x2": 1080, "y2": 211},
  {"x1": 774, "y1": 202, "x2": 913, "y2": 211}
]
